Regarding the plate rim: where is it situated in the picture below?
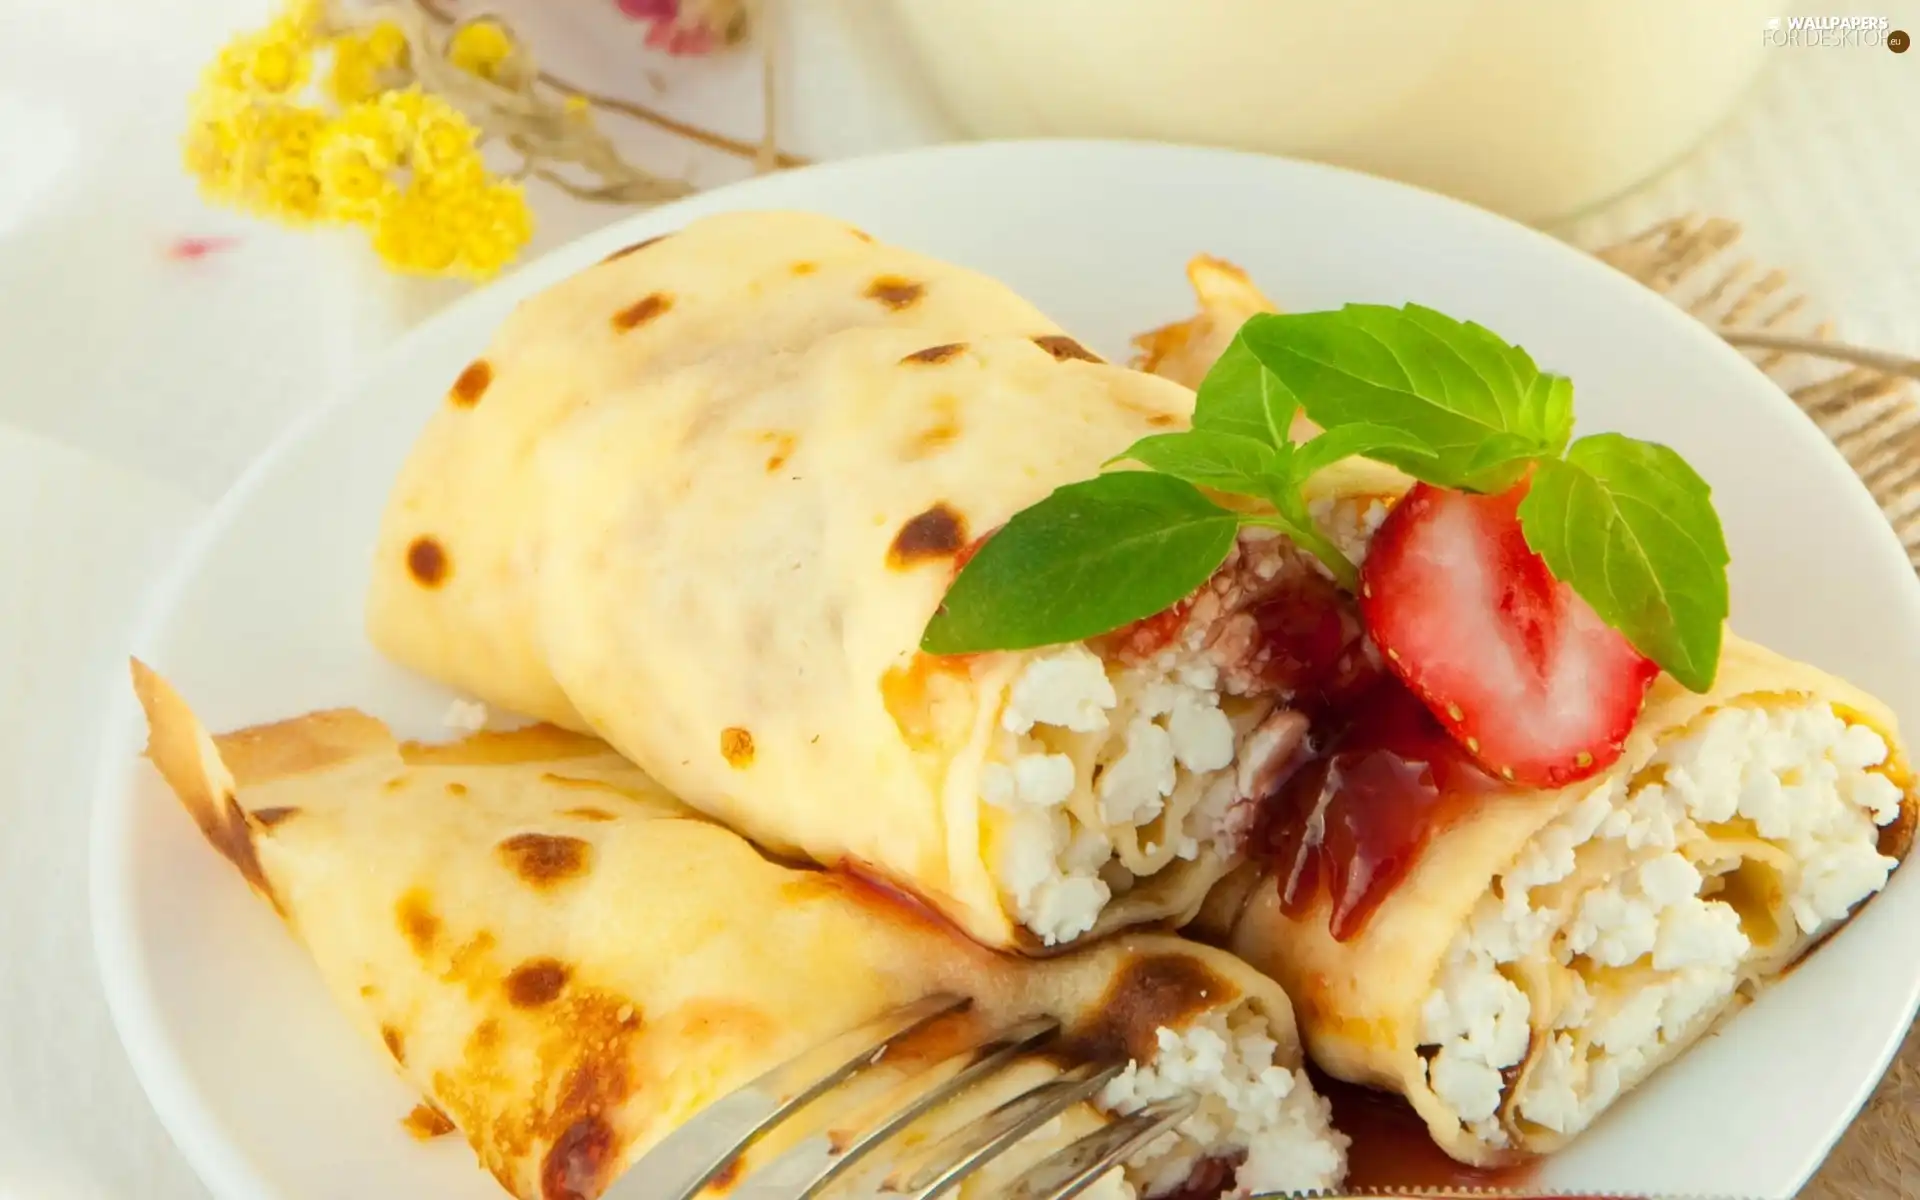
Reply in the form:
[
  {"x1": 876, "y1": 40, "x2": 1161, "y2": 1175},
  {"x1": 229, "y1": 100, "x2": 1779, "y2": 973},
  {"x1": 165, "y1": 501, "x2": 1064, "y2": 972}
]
[{"x1": 87, "y1": 136, "x2": 1920, "y2": 1200}]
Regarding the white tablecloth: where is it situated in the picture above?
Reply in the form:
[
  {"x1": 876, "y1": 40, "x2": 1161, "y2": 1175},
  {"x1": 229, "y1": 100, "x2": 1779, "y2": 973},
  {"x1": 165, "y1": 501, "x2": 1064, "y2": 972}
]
[{"x1": 1, "y1": 1, "x2": 1916, "y2": 1196}]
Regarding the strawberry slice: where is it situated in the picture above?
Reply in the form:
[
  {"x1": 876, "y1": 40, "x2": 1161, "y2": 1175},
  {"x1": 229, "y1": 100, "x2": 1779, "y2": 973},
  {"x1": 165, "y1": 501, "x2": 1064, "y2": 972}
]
[{"x1": 1358, "y1": 481, "x2": 1658, "y2": 787}]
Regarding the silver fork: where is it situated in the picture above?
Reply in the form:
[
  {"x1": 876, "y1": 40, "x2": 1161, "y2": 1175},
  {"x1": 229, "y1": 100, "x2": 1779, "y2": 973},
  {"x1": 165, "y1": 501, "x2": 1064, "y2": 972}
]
[{"x1": 609, "y1": 995, "x2": 1196, "y2": 1200}]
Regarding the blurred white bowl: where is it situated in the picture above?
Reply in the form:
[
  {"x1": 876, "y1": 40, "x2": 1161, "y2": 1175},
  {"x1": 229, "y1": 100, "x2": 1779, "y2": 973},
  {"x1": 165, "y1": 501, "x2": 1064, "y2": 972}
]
[{"x1": 878, "y1": 0, "x2": 1773, "y2": 224}]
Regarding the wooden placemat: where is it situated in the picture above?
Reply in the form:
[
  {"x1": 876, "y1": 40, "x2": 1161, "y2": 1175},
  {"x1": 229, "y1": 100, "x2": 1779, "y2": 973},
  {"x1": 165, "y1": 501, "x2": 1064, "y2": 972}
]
[{"x1": 1592, "y1": 216, "x2": 1920, "y2": 1200}]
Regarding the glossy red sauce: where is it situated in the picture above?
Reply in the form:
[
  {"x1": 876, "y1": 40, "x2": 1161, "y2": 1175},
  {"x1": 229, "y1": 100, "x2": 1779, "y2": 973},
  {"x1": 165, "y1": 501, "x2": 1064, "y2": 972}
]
[
  {"x1": 1244, "y1": 572, "x2": 1378, "y2": 712},
  {"x1": 1154, "y1": 1152, "x2": 1242, "y2": 1200},
  {"x1": 1265, "y1": 674, "x2": 1508, "y2": 942},
  {"x1": 1313, "y1": 1069, "x2": 1537, "y2": 1190}
]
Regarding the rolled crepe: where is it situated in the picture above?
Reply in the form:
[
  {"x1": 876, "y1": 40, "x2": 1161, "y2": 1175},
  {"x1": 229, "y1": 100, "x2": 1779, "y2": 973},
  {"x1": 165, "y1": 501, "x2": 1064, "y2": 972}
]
[
  {"x1": 369, "y1": 211, "x2": 1382, "y2": 954},
  {"x1": 1200, "y1": 636, "x2": 1915, "y2": 1165},
  {"x1": 1145, "y1": 254, "x2": 1918, "y2": 1164},
  {"x1": 367, "y1": 211, "x2": 1059, "y2": 733},
  {"x1": 131, "y1": 662, "x2": 1348, "y2": 1200}
]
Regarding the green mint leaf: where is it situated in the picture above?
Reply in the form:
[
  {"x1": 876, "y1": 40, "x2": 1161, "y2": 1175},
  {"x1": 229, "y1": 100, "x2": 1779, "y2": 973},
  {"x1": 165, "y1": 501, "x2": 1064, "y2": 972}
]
[
  {"x1": 1238, "y1": 304, "x2": 1573, "y2": 491},
  {"x1": 1520, "y1": 372, "x2": 1575, "y2": 452},
  {"x1": 1108, "y1": 430, "x2": 1283, "y2": 500},
  {"x1": 1290, "y1": 422, "x2": 1438, "y2": 482},
  {"x1": 920, "y1": 472, "x2": 1242, "y2": 655},
  {"x1": 1456, "y1": 432, "x2": 1553, "y2": 494},
  {"x1": 1516, "y1": 434, "x2": 1730, "y2": 692},
  {"x1": 1192, "y1": 331, "x2": 1299, "y2": 449}
]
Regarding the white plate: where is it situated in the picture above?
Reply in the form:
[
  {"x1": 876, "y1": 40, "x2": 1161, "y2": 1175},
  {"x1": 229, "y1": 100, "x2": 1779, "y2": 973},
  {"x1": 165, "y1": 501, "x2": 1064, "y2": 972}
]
[{"x1": 90, "y1": 141, "x2": 1920, "y2": 1200}]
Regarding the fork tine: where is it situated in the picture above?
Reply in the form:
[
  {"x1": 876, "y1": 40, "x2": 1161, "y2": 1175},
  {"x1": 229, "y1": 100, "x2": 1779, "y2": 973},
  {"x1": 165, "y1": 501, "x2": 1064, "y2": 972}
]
[
  {"x1": 613, "y1": 993, "x2": 970, "y2": 1200},
  {"x1": 891, "y1": 1061, "x2": 1128, "y2": 1200},
  {"x1": 1000, "y1": 1095, "x2": 1199, "y2": 1200},
  {"x1": 762, "y1": 1014, "x2": 1062, "y2": 1199}
]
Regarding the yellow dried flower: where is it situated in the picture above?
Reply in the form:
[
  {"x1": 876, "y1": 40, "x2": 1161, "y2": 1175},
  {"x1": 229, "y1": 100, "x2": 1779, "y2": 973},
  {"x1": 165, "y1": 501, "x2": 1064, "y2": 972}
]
[
  {"x1": 366, "y1": 22, "x2": 410, "y2": 69},
  {"x1": 186, "y1": 0, "x2": 535, "y2": 281},
  {"x1": 313, "y1": 115, "x2": 399, "y2": 221},
  {"x1": 277, "y1": 0, "x2": 326, "y2": 39},
  {"x1": 207, "y1": 22, "x2": 312, "y2": 96},
  {"x1": 325, "y1": 36, "x2": 380, "y2": 106},
  {"x1": 325, "y1": 21, "x2": 410, "y2": 106},
  {"x1": 447, "y1": 20, "x2": 516, "y2": 84},
  {"x1": 451, "y1": 181, "x2": 536, "y2": 278},
  {"x1": 185, "y1": 98, "x2": 330, "y2": 225},
  {"x1": 371, "y1": 177, "x2": 532, "y2": 281},
  {"x1": 372, "y1": 189, "x2": 461, "y2": 274},
  {"x1": 391, "y1": 89, "x2": 483, "y2": 176},
  {"x1": 249, "y1": 38, "x2": 309, "y2": 94}
]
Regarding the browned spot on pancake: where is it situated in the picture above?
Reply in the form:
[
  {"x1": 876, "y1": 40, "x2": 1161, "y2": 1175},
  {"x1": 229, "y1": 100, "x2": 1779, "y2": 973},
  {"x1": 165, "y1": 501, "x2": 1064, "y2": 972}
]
[
  {"x1": 450, "y1": 360, "x2": 492, "y2": 408},
  {"x1": 433, "y1": 979, "x2": 644, "y2": 1181},
  {"x1": 1069, "y1": 953, "x2": 1238, "y2": 1062},
  {"x1": 498, "y1": 833, "x2": 592, "y2": 888},
  {"x1": 402, "y1": 1103, "x2": 455, "y2": 1140},
  {"x1": 542, "y1": 1114, "x2": 618, "y2": 1200},
  {"x1": 445, "y1": 931, "x2": 499, "y2": 995},
  {"x1": 865, "y1": 275, "x2": 924, "y2": 311},
  {"x1": 360, "y1": 984, "x2": 378, "y2": 998},
  {"x1": 708, "y1": 1156, "x2": 746, "y2": 1192},
  {"x1": 563, "y1": 806, "x2": 616, "y2": 822},
  {"x1": 1148, "y1": 413, "x2": 1178, "y2": 427},
  {"x1": 1033, "y1": 334, "x2": 1101, "y2": 363},
  {"x1": 602, "y1": 232, "x2": 668, "y2": 263},
  {"x1": 762, "y1": 431, "x2": 797, "y2": 473},
  {"x1": 381, "y1": 1024, "x2": 406, "y2": 1064},
  {"x1": 467, "y1": 1018, "x2": 501, "y2": 1061},
  {"x1": 506, "y1": 958, "x2": 573, "y2": 1009},
  {"x1": 252, "y1": 805, "x2": 300, "y2": 827},
  {"x1": 396, "y1": 889, "x2": 440, "y2": 957},
  {"x1": 902, "y1": 342, "x2": 964, "y2": 365},
  {"x1": 382, "y1": 775, "x2": 409, "y2": 793},
  {"x1": 447, "y1": 781, "x2": 468, "y2": 797},
  {"x1": 887, "y1": 504, "x2": 967, "y2": 569},
  {"x1": 790, "y1": 260, "x2": 818, "y2": 276},
  {"x1": 905, "y1": 398, "x2": 963, "y2": 460},
  {"x1": 611, "y1": 291, "x2": 673, "y2": 332},
  {"x1": 849, "y1": 228, "x2": 874, "y2": 242},
  {"x1": 406, "y1": 536, "x2": 449, "y2": 588},
  {"x1": 720, "y1": 726, "x2": 755, "y2": 768}
]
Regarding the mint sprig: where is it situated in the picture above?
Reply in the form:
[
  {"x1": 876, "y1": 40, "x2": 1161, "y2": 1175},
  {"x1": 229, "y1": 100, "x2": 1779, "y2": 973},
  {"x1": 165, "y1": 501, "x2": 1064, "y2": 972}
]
[
  {"x1": 1517, "y1": 435, "x2": 1729, "y2": 692},
  {"x1": 919, "y1": 331, "x2": 1432, "y2": 655},
  {"x1": 919, "y1": 306, "x2": 1730, "y2": 692},
  {"x1": 1238, "y1": 304, "x2": 1573, "y2": 492},
  {"x1": 920, "y1": 473, "x2": 1241, "y2": 655}
]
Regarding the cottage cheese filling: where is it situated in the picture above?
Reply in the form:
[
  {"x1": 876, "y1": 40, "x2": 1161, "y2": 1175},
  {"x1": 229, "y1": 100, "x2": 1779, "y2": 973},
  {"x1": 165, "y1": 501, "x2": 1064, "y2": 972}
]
[
  {"x1": 979, "y1": 503, "x2": 1390, "y2": 947},
  {"x1": 983, "y1": 647, "x2": 1245, "y2": 944},
  {"x1": 1097, "y1": 1008, "x2": 1349, "y2": 1198},
  {"x1": 1417, "y1": 700, "x2": 1904, "y2": 1146}
]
